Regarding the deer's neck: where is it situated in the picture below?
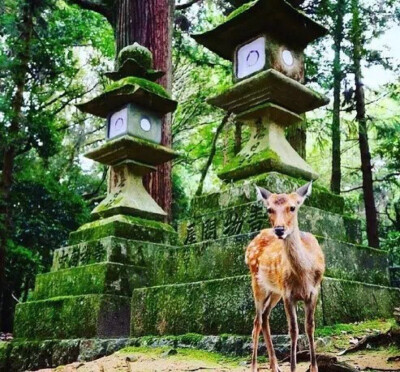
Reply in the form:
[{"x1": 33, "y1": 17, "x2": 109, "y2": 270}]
[{"x1": 283, "y1": 224, "x2": 310, "y2": 274}]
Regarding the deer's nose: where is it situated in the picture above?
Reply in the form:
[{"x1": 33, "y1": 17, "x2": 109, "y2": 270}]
[{"x1": 274, "y1": 226, "x2": 285, "y2": 238}]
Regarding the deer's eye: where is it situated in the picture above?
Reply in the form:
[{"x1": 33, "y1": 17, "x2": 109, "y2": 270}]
[
  {"x1": 290, "y1": 206, "x2": 296, "y2": 212},
  {"x1": 267, "y1": 208, "x2": 274, "y2": 214}
]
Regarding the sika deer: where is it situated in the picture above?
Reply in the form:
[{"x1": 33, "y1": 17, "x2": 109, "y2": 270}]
[{"x1": 245, "y1": 182, "x2": 325, "y2": 372}]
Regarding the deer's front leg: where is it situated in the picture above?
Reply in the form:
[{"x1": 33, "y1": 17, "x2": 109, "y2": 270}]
[
  {"x1": 262, "y1": 293, "x2": 282, "y2": 372},
  {"x1": 305, "y1": 294, "x2": 318, "y2": 372},
  {"x1": 251, "y1": 311, "x2": 262, "y2": 372},
  {"x1": 284, "y1": 296, "x2": 298, "y2": 372}
]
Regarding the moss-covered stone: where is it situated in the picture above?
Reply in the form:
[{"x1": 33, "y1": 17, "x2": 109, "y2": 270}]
[
  {"x1": 69, "y1": 215, "x2": 178, "y2": 245},
  {"x1": 192, "y1": 0, "x2": 327, "y2": 61},
  {"x1": 32, "y1": 263, "x2": 144, "y2": 300},
  {"x1": 218, "y1": 150, "x2": 318, "y2": 181},
  {"x1": 178, "y1": 202, "x2": 361, "y2": 245},
  {"x1": 84, "y1": 135, "x2": 179, "y2": 167},
  {"x1": 321, "y1": 278, "x2": 400, "y2": 325},
  {"x1": 117, "y1": 43, "x2": 153, "y2": 69},
  {"x1": 14, "y1": 294, "x2": 130, "y2": 340},
  {"x1": 131, "y1": 275, "x2": 318, "y2": 336},
  {"x1": 131, "y1": 276, "x2": 400, "y2": 336},
  {"x1": 76, "y1": 80, "x2": 177, "y2": 118},
  {"x1": 191, "y1": 172, "x2": 344, "y2": 215},
  {"x1": 105, "y1": 76, "x2": 169, "y2": 99},
  {"x1": 207, "y1": 69, "x2": 328, "y2": 115}
]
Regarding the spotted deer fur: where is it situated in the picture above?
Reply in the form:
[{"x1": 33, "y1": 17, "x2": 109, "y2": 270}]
[{"x1": 245, "y1": 182, "x2": 325, "y2": 372}]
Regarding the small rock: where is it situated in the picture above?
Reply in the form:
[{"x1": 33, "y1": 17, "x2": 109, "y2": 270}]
[
  {"x1": 125, "y1": 355, "x2": 138, "y2": 362},
  {"x1": 315, "y1": 337, "x2": 331, "y2": 348},
  {"x1": 349, "y1": 338, "x2": 359, "y2": 345},
  {"x1": 239, "y1": 360, "x2": 250, "y2": 366},
  {"x1": 341, "y1": 331, "x2": 347, "y2": 334},
  {"x1": 162, "y1": 349, "x2": 178, "y2": 357}
]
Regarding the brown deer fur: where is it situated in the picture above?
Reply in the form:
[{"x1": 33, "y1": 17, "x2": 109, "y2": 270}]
[{"x1": 245, "y1": 182, "x2": 325, "y2": 372}]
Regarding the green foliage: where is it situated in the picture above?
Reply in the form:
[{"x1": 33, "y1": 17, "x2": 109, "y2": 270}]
[{"x1": 383, "y1": 231, "x2": 400, "y2": 266}]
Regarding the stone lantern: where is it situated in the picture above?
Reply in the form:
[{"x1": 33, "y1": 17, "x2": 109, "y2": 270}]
[
  {"x1": 12, "y1": 44, "x2": 179, "y2": 343},
  {"x1": 77, "y1": 43, "x2": 178, "y2": 221},
  {"x1": 193, "y1": 0, "x2": 329, "y2": 181}
]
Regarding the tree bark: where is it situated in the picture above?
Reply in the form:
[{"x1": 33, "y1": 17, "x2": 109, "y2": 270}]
[
  {"x1": 330, "y1": 0, "x2": 345, "y2": 194},
  {"x1": 286, "y1": 115, "x2": 307, "y2": 160},
  {"x1": 351, "y1": 0, "x2": 380, "y2": 248},
  {"x1": 0, "y1": 0, "x2": 33, "y2": 331}
]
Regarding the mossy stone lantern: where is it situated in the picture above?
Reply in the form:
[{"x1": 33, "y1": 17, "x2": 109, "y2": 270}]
[
  {"x1": 77, "y1": 43, "x2": 178, "y2": 221},
  {"x1": 193, "y1": 0, "x2": 329, "y2": 181}
]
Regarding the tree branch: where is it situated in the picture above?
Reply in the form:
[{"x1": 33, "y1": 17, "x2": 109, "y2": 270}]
[
  {"x1": 195, "y1": 112, "x2": 231, "y2": 196},
  {"x1": 176, "y1": 0, "x2": 202, "y2": 10},
  {"x1": 67, "y1": 0, "x2": 113, "y2": 23}
]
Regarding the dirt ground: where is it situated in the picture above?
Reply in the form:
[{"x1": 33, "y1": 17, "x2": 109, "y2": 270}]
[{"x1": 34, "y1": 347, "x2": 400, "y2": 372}]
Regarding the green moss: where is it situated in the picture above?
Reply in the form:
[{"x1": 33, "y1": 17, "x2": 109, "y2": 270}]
[
  {"x1": 218, "y1": 149, "x2": 317, "y2": 182},
  {"x1": 14, "y1": 294, "x2": 130, "y2": 340},
  {"x1": 105, "y1": 76, "x2": 170, "y2": 98},
  {"x1": 131, "y1": 276, "x2": 400, "y2": 337},
  {"x1": 222, "y1": 148, "x2": 279, "y2": 172},
  {"x1": 225, "y1": 1, "x2": 257, "y2": 21},
  {"x1": 69, "y1": 215, "x2": 178, "y2": 245},
  {"x1": 315, "y1": 318, "x2": 395, "y2": 338},
  {"x1": 118, "y1": 43, "x2": 153, "y2": 69},
  {"x1": 32, "y1": 263, "x2": 143, "y2": 300}
]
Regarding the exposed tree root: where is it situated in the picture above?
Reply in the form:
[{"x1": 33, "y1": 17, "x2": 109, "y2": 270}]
[
  {"x1": 282, "y1": 351, "x2": 359, "y2": 372},
  {"x1": 338, "y1": 327, "x2": 400, "y2": 356}
]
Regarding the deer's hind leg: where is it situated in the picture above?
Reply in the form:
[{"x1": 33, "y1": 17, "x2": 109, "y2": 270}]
[
  {"x1": 305, "y1": 293, "x2": 318, "y2": 372},
  {"x1": 284, "y1": 296, "x2": 298, "y2": 372},
  {"x1": 262, "y1": 293, "x2": 282, "y2": 372}
]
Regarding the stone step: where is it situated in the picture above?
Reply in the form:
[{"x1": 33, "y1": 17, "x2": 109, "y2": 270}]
[
  {"x1": 51, "y1": 236, "x2": 173, "y2": 272},
  {"x1": 14, "y1": 294, "x2": 131, "y2": 340},
  {"x1": 178, "y1": 201, "x2": 362, "y2": 246},
  {"x1": 68, "y1": 214, "x2": 178, "y2": 246},
  {"x1": 51, "y1": 234, "x2": 389, "y2": 287},
  {"x1": 191, "y1": 172, "x2": 345, "y2": 215},
  {"x1": 131, "y1": 276, "x2": 400, "y2": 336},
  {"x1": 32, "y1": 263, "x2": 144, "y2": 300}
]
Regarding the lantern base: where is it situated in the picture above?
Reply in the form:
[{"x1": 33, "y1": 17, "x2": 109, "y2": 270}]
[
  {"x1": 91, "y1": 160, "x2": 166, "y2": 221},
  {"x1": 218, "y1": 120, "x2": 318, "y2": 182}
]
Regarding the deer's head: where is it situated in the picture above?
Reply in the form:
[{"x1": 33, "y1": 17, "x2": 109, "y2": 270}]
[{"x1": 256, "y1": 182, "x2": 312, "y2": 239}]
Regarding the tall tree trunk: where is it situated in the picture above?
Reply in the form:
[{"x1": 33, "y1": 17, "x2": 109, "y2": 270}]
[
  {"x1": 351, "y1": 0, "x2": 380, "y2": 248},
  {"x1": 0, "y1": 0, "x2": 33, "y2": 331},
  {"x1": 330, "y1": 0, "x2": 345, "y2": 194},
  {"x1": 114, "y1": 0, "x2": 174, "y2": 220},
  {"x1": 286, "y1": 115, "x2": 307, "y2": 160}
]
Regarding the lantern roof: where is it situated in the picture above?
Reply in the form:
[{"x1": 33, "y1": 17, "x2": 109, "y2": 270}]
[
  {"x1": 76, "y1": 77, "x2": 177, "y2": 117},
  {"x1": 85, "y1": 135, "x2": 179, "y2": 167},
  {"x1": 105, "y1": 59, "x2": 164, "y2": 82},
  {"x1": 192, "y1": 0, "x2": 328, "y2": 61}
]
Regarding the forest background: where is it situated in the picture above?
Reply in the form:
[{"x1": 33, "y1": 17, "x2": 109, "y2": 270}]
[{"x1": 0, "y1": 0, "x2": 399, "y2": 333}]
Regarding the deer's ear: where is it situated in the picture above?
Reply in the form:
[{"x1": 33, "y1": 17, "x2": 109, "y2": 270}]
[
  {"x1": 255, "y1": 186, "x2": 271, "y2": 202},
  {"x1": 296, "y1": 181, "x2": 312, "y2": 201}
]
